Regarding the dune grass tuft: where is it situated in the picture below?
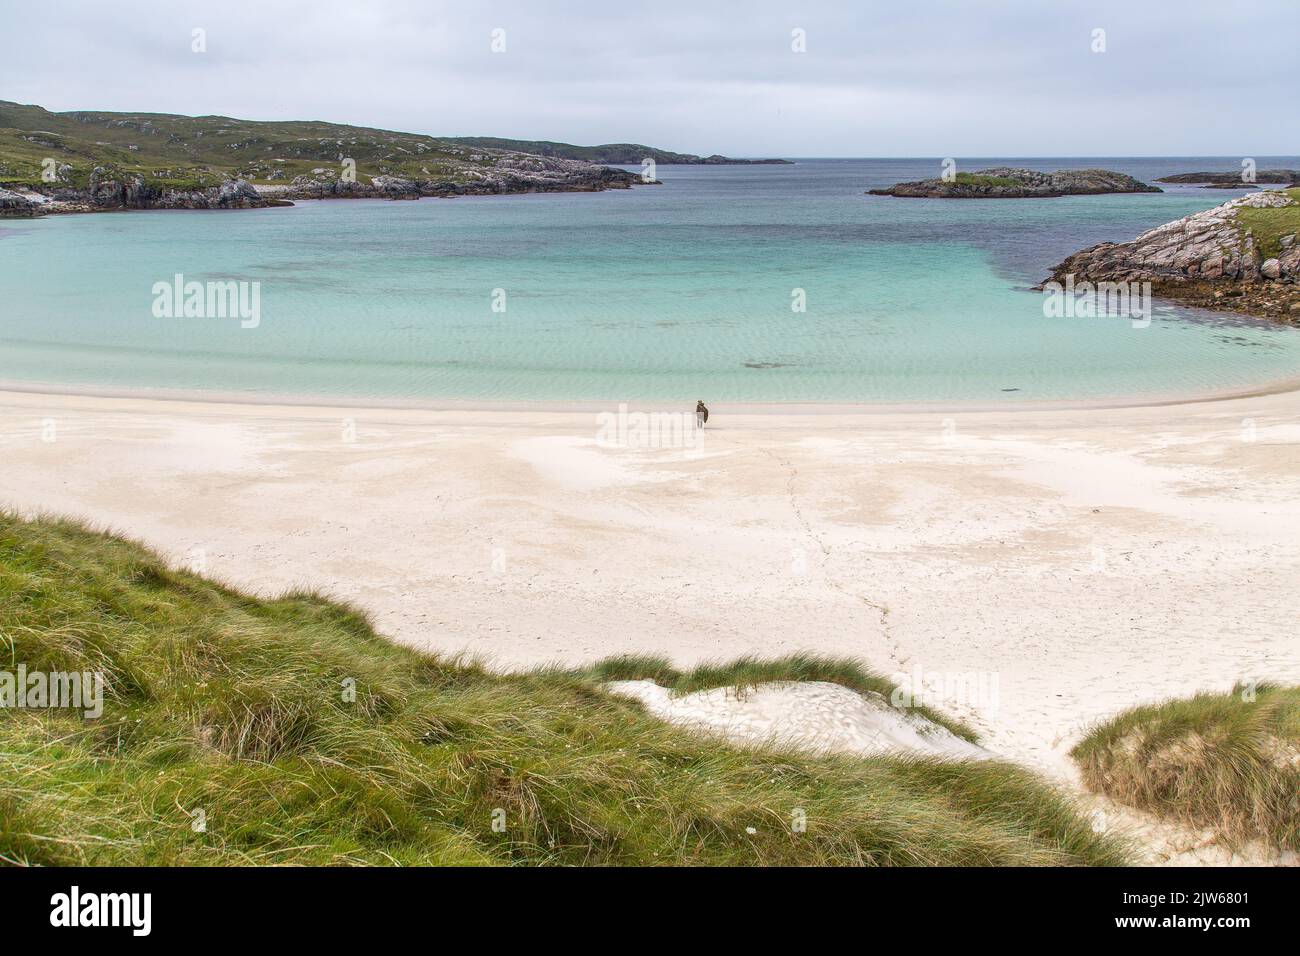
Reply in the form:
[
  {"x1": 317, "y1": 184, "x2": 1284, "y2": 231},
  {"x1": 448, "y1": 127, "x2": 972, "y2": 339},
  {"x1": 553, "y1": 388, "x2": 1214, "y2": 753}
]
[
  {"x1": 0, "y1": 513, "x2": 1125, "y2": 866},
  {"x1": 1071, "y1": 684, "x2": 1300, "y2": 850}
]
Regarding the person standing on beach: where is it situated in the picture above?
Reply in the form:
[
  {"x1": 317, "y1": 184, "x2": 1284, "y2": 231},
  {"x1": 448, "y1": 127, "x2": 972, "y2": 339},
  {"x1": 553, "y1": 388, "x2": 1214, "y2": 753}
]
[{"x1": 696, "y1": 400, "x2": 709, "y2": 430}]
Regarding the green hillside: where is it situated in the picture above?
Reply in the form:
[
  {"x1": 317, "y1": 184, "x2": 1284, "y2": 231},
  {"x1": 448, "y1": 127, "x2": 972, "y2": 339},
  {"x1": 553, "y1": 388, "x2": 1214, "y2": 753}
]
[
  {"x1": 0, "y1": 102, "x2": 780, "y2": 194},
  {"x1": 445, "y1": 137, "x2": 791, "y2": 165},
  {"x1": 0, "y1": 101, "x2": 574, "y2": 190}
]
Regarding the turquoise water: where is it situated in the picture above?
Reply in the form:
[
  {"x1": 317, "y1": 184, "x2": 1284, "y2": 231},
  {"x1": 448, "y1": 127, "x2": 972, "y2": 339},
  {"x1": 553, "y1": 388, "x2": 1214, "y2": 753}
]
[{"x1": 2, "y1": 157, "x2": 1299, "y2": 402}]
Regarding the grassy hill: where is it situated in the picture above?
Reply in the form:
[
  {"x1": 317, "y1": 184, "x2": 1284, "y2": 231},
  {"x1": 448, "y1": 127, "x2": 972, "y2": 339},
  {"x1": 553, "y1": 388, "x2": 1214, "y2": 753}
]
[
  {"x1": 445, "y1": 137, "x2": 791, "y2": 165},
  {"x1": 0, "y1": 513, "x2": 1124, "y2": 866},
  {"x1": 0, "y1": 101, "x2": 629, "y2": 192}
]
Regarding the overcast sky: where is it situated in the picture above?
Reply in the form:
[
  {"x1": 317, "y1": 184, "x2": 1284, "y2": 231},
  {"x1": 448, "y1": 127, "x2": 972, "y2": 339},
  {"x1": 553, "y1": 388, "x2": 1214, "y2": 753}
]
[{"x1": 6, "y1": 0, "x2": 1297, "y2": 156}]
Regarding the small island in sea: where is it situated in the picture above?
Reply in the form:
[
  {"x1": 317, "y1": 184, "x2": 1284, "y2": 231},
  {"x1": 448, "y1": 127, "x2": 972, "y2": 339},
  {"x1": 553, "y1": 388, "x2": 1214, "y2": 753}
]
[
  {"x1": 1045, "y1": 188, "x2": 1300, "y2": 320},
  {"x1": 868, "y1": 166, "x2": 1160, "y2": 198},
  {"x1": 1156, "y1": 169, "x2": 1300, "y2": 188}
]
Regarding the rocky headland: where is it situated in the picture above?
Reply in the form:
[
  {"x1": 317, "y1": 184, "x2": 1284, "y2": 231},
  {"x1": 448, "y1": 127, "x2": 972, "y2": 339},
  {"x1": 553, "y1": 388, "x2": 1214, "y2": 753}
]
[
  {"x1": 255, "y1": 155, "x2": 640, "y2": 203},
  {"x1": 445, "y1": 138, "x2": 792, "y2": 165},
  {"x1": 869, "y1": 167, "x2": 1160, "y2": 198},
  {"x1": 0, "y1": 101, "x2": 649, "y2": 217},
  {"x1": 0, "y1": 157, "x2": 642, "y2": 217},
  {"x1": 1044, "y1": 189, "x2": 1300, "y2": 321}
]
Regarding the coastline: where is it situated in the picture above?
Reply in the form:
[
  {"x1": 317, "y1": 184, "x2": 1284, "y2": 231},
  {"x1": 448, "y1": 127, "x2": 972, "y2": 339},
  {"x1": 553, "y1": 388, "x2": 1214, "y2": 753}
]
[
  {"x1": 3, "y1": 368, "x2": 1300, "y2": 416},
  {"x1": 0, "y1": 178, "x2": 649, "y2": 218}
]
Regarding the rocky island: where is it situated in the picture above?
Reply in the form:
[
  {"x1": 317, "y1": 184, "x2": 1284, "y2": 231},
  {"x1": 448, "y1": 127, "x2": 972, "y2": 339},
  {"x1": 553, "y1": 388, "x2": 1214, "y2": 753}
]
[
  {"x1": 1155, "y1": 170, "x2": 1300, "y2": 189},
  {"x1": 868, "y1": 167, "x2": 1160, "y2": 198},
  {"x1": 0, "y1": 101, "x2": 650, "y2": 217},
  {"x1": 1044, "y1": 189, "x2": 1300, "y2": 321}
]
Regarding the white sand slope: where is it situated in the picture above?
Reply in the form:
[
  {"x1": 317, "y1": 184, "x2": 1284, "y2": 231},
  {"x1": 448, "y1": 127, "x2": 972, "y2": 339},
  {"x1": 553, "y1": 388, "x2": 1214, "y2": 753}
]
[{"x1": 606, "y1": 679, "x2": 991, "y2": 760}]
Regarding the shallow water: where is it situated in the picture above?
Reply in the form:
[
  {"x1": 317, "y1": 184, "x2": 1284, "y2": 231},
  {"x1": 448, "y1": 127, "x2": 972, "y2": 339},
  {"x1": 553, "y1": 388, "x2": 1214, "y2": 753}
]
[{"x1": 2, "y1": 157, "x2": 1298, "y2": 402}]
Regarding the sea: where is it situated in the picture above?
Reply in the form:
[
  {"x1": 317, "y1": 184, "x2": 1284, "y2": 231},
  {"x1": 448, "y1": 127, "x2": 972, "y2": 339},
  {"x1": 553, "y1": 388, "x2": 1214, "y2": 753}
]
[{"x1": 2, "y1": 156, "x2": 1298, "y2": 403}]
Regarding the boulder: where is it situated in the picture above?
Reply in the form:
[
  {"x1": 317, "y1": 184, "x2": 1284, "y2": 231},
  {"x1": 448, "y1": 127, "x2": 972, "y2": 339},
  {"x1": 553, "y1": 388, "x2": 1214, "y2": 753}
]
[
  {"x1": 214, "y1": 178, "x2": 263, "y2": 207},
  {"x1": 0, "y1": 187, "x2": 39, "y2": 217},
  {"x1": 370, "y1": 175, "x2": 421, "y2": 199}
]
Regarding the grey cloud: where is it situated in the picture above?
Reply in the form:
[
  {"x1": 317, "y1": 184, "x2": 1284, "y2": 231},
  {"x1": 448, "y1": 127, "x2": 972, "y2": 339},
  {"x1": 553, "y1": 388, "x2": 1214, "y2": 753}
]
[{"x1": 5, "y1": 0, "x2": 1297, "y2": 155}]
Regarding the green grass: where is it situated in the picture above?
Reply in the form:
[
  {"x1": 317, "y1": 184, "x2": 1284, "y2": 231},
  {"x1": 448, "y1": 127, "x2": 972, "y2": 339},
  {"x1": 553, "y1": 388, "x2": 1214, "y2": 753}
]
[
  {"x1": 953, "y1": 172, "x2": 1023, "y2": 188},
  {"x1": 1071, "y1": 684, "x2": 1300, "y2": 850},
  {"x1": 0, "y1": 101, "x2": 696, "y2": 192},
  {"x1": 0, "y1": 513, "x2": 1125, "y2": 866},
  {"x1": 1236, "y1": 187, "x2": 1300, "y2": 260},
  {"x1": 0, "y1": 100, "x2": 538, "y2": 189}
]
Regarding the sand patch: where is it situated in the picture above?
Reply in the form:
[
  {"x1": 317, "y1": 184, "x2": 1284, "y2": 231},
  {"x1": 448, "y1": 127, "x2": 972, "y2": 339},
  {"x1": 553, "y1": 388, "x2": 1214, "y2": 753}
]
[{"x1": 606, "y1": 679, "x2": 991, "y2": 761}]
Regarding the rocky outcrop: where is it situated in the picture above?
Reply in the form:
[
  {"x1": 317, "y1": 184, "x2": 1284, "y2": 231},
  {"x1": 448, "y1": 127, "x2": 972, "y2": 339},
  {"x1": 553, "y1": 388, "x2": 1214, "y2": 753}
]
[
  {"x1": 3, "y1": 169, "x2": 280, "y2": 215},
  {"x1": 869, "y1": 167, "x2": 1161, "y2": 198},
  {"x1": 213, "y1": 178, "x2": 266, "y2": 207},
  {"x1": 0, "y1": 187, "x2": 39, "y2": 217},
  {"x1": 1044, "y1": 190, "x2": 1300, "y2": 321},
  {"x1": 257, "y1": 157, "x2": 642, "y2": 202},
  {"x1": 481, "y1": 153, "x2": 644, "y2": 192},
  {"x1": 1, "y1": 158, "x2": 642, "y2": 215},
  {"x1": 262, "y1": 176, "x2": 386, "y2": 200},
  {"x1": 370, "y1": 175, "x2": 422, "y2": 199}
]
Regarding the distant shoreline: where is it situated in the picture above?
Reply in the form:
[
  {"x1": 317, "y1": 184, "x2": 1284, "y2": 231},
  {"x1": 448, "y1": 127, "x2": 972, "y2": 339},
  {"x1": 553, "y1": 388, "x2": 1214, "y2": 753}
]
[{"x1": 4, "y1": 370, "x2": 1300, "y2": 416}]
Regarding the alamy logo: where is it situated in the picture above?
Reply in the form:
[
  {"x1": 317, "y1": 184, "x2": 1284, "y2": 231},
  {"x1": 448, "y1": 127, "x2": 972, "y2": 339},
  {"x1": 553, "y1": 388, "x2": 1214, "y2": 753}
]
[
  {"x1": 596, "y1": 404, "x2": 704, "y2": 450},
  {"x1": 890, "y1": 666, "x2": 1000, "y2": 713},
  {"x1": 152, "y1": 273, "x2": 261, "y2": 328},
  {"x1": 1041, "y1": 274, "x2": 1152, "y2": 328},
  {"x1": 50, "y1": 886, "x2": 151, "y2": 936},
  {"x1": 0, "y1": 665, "x2": 103, "y2": 718}
]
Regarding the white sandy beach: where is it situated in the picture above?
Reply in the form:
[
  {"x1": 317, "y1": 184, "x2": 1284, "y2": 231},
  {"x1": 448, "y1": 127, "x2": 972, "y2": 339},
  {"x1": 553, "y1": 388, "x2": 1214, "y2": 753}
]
[{"x1": 3, "y1": 383, "x2": 1298, "y2": 863}]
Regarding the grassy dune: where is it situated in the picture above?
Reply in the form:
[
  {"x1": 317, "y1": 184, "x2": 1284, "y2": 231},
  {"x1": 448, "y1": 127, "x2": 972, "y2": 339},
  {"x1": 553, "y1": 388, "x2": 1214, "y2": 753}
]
[
  {"x1": 1072, "y1": 685, "x2": 1299, "y2": 850},
  {"x1": 0, "y1": 514, "x2": 1124, "y2": 866}
]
